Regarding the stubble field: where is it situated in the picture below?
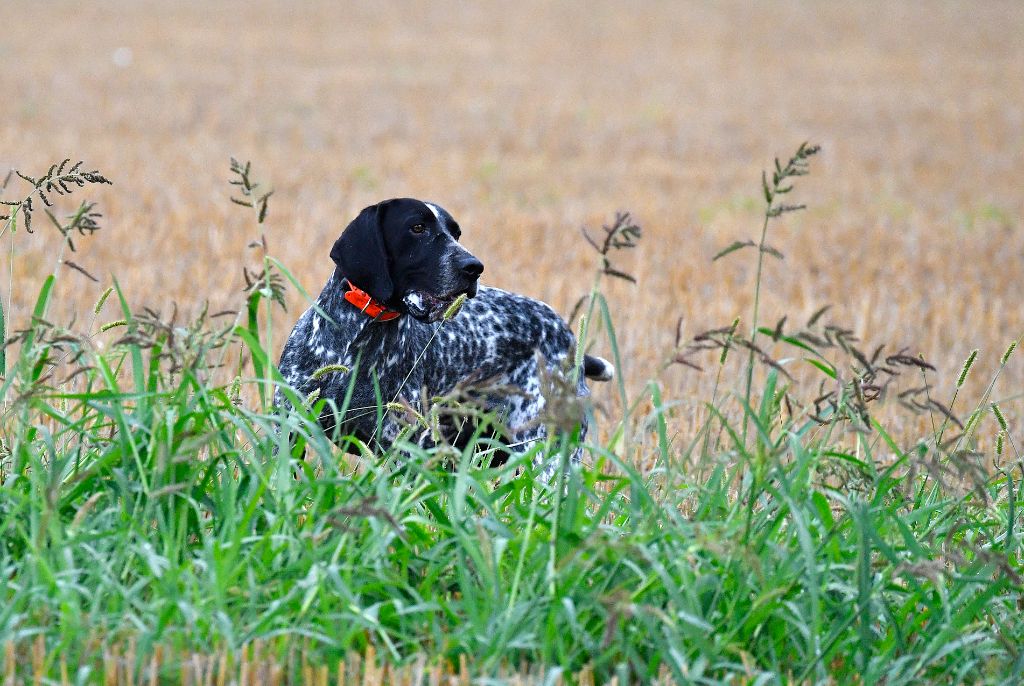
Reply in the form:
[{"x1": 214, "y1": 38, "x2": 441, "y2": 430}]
[{"x1": 3, "y1": 1, "x2": 1023, "y2": 436}]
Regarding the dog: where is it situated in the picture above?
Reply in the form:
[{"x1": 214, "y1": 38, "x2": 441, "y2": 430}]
[{"x1": 276, "y1": 198, "x2": 614, "y2": 475}]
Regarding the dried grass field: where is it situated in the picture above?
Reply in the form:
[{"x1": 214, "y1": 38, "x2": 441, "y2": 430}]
[{"x1": 4, "y1": 1, "x2": 1024, "y2": 432}]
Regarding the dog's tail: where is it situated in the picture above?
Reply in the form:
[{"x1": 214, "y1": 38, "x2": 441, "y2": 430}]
[{"x1": 583, "y1": 354, "x2": 615, "y2": 382}]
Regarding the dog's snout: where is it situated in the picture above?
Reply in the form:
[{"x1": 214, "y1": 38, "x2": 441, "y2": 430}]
[{"x1": 458, "y1": 255, "x2": 484, "y2": 279}]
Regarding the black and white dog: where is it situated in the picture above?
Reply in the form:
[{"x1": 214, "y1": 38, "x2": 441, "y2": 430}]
[{"x1": 276, "y1": 198, "x2": 613, "y2": 472}]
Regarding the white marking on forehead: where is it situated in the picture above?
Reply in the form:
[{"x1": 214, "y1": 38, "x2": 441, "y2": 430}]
[{"x1": 424, "y1": 202, "x2": 442, "y2": 222}]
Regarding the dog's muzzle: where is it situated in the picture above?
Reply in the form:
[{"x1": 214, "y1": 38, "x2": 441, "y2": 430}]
[{"x1": 405, "y1": 253, "x2": 483, "y2": 321}]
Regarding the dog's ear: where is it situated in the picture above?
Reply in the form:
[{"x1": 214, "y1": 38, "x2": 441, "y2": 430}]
[{"x1": 331, "y1": 200, "x2": 394, "y2": 303}]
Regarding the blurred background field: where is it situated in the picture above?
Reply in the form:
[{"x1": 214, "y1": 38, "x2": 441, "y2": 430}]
[{"x1": 2, "y1": 0, "x2": 1023, "y2": 442}]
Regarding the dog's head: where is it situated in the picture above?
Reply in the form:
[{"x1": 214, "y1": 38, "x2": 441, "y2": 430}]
[{"x1": 330, "y1": 198, "x2": 484, "y2": 322}]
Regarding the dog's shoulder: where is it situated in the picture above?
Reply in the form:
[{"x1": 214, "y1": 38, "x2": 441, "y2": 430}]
[
  {"x1": 446, "y1": 285, "x2": 575, "y2": 355},
  {"x1": 278, "y1": 306, "x2": 319, "y2": 391},
  {"x1": 462, "y1": 286, "x2": 564, "y2": 323}
]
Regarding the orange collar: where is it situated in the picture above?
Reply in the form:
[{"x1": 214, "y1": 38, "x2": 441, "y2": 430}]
[{"x1": 343, "y1": 280, "x2": 401, "y2": 322}]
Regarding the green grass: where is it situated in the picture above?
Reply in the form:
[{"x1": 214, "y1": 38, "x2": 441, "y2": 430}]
[{"x1": 0, "y1": 151, "x2": 1022, "y2": 684}]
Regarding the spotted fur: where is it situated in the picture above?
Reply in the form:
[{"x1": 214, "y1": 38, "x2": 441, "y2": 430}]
[{"x1": 276, "y1": 198, "x2": 614, "y2": 475}]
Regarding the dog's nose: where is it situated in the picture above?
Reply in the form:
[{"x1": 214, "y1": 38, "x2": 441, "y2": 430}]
[{"x1": 458, "y1": 255, "x2": 484, "y2": 279}]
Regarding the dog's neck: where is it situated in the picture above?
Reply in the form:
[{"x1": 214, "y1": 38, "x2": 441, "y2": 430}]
[
  {"x1": 341, "y1": 279, "x2": 401, "y2": 322},
  {"x1": 313, "y1": 272, "x2": 412, "y2": 349},
  {"x1": 318, "y1": 272, "x2": 397, "y2": 322},
  {"x1": 309, "y1": 273, "x2": 427, "y2": 378}
]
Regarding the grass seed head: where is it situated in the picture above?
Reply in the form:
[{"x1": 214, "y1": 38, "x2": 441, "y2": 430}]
[
  {"x1": 311, "y1": 363, "x2": 349, "y2": 380},
  {"x1": 93, "y1": 286, "x2": 114, "y2": 314},
  {"x1": 957, "y1": 349, "x2": 979, "y2": 388},
  {"x1": 443, "y1": 293, "x2": 468, "y2": 321},
  {"x1": 990, "y1": 403, "x2": 1008, "y2": 432},
  {"x1": 1001, "y1": 340, "x2": 1017, "y2": 365}
]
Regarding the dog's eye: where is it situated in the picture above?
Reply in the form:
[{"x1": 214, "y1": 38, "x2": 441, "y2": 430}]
[{"x1": 410, "y1": 223, "x2": 426, "y2": 235}]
